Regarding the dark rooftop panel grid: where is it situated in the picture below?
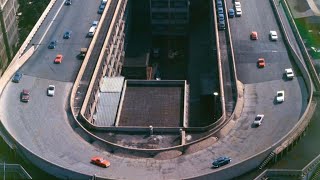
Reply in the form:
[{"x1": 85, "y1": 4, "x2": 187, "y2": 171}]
[{"x1": 119, "y1": 86, "x2": 184, "y2": 127}]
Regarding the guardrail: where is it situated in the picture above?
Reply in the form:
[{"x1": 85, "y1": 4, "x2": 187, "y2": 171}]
[{"x1": 0, "y1": 162, "x2": 32, "y2": 179}]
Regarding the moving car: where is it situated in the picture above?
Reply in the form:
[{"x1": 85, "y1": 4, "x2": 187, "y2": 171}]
[
  {"x1": 285, "y1": 68, "x2": 294, "y2": 79},
  {"x1": 98, "y1": 4, "x2": 105, "y2": 14},
  {"x1": 212, "y1": 156, "x2": 231, "y2": 168},
  {"x1": 235, "y1": 7, "x2": 242, "y2": 17},
  {"x1": 12, "y1": 72, "x2": 22, "y2": 83},
  {"x1": 276, "y1": 90, "x2": 285, "y2": 103},
  {"x1": 54, "y1": 54, "x2": 63, "y2": 64},
  {"x1": 63, "y1": 31, "x2": 71, "y2": 39},
  {"x1": 20, "y1": 89, "x2": 30, "y2": 102},
  {"x1": 91, "y1": 156, "x2": 110, "y2": 168},
  {"x1": 253, "y1": 114, "x2": 265, "y2": 126},
  {"x1": 48, "y1": 40, "x2": 57, "y2": 49},
  {"x1": 228, "y1": 9, "x2": 235, "y2": 18},
  {"x1": 65, "y1": 0, "x2": 71, "y2": 5},
  {"x1": 270, "y1": 31, "x2": 278, "y2": 41},
  {"x1": 257, "y1": 58, "x2": 265, "y2": 68},
  {"x1": 47, "y1": 85, "x2": 55, "y2": 96},
  {"x1": 251, "y1": 31, "x2": 258, "y2": 40}
]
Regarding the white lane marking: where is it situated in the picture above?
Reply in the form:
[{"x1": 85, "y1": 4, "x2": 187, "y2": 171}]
[
  {"x1": 36, "y1": 1, "x2": 65, "y2": 50},
  {"x1": 272, "y1": 50, "x2": 277, "y2": 52}
]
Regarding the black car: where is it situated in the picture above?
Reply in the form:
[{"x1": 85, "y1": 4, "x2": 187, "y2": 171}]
[
  {"x1": 63, "y1": 31, "x2": 71, "y2": 39},
  {"x1": 65, "y1": 0, "x2": 72, "y2": 5},
  {"x1": 212, "y1": 156, "x2": 231, "y2": 168},
  {"x1": 48, "y1": 40, "x2": 57, "y2": 49},
  {"x1": 12, "y1": 72, "x2": 22, "y2": 83}
]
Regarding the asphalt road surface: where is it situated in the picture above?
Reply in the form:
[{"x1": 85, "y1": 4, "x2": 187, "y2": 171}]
[{"x1": 0, "y1": 0, "x2": 309, "y2": 179}]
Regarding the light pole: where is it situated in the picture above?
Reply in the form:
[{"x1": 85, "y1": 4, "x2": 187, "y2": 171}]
[{"x1": 213, "y1": 92, "x2": 219, "y2": 121}]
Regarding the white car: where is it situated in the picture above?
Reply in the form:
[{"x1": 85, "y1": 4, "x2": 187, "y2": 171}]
[
  {"x1": 92, "y1": 21, "x2": 99, "y2": 27},
  {"x1": 285, "y1": 68, "x2": 294, "y2": 79},
  {"x1": 235, "y1": 7, "x2": 242, "y2": 17},
  {"x1": 270, "y1": 31, "x2": 278, "y2": 41},
  {"x1": 276, "y1": 90, "x2": 285, "y2": 103},
  {"x1": 235, "y1": 2, "x2": 241, "y2": 8},
  {"x1": 47, "y1": 85, "x2": 55, "y2": 96},
  {"x1": 253, "y1": 114, "x2": 265, "y2": 126}
]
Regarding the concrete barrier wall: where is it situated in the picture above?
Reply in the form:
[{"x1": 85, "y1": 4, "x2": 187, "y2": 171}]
[
  {"x1": 79, "y1": 0, "x2": 122, "y2": 118},
  {"x1": 8, "y1": 0, "x2": 57, "y2": 68}
]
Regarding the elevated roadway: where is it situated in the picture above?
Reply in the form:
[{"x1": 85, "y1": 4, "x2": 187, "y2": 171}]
[{"x1": 0, "y1": 0, "x2": 309, "y2": 179}]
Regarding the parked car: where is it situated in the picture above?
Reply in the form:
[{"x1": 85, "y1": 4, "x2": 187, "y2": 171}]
[
  {"x1": 251, "y1": 31, "x2": 258, "y2": 40},
  {"x1": 217, "y1": 7, "x2": 224, "y2": 15},
  {"x1": 101, "y1": 0, "x2": 108, "y2": 5},
  {"x1": 270, "y1": 31, "x2": 278, "y2": 41},
  {"x1": 98, "y1": 4, "x2": 105, "y2": 14},
  {"x1": 217, "y1": 0, "x2": 223, "y2": 8},
  {"x1": 63, "y1": 31, "x2": 71, "y2": 39},
  {"x1": 91, "y1": 156, "x2": 110, "y2": 168},
  {"x1": 235, "y1": 7, "x2": 242, "y2": 17},
  {"x1": 20, "y1": 89, "x2": 30, "y2": 102},
  {"x1": 92, "y1": 21, "x2": 99, "y2": 27},
  {"x1": 228, "y1": 9, "x2": 235, "y2": 18},
  {"x1": 218, "y1": 14, "x2": 225, "y2": 21},
  {"x1": 235, "y1": 2, "x2": 241, "y2": 8},
  {"x1": 276, "y1": 90, "x2": 285, "y2": 103},
  {"x1": 12, "y1": 72, "x2": 22, "y2": 83},
  {"x1": 257, "y1": 58, "x2": 265, "y2": 68},
  {"x1": 285, "y1": 68, "x2": 294, "y2": 79},
  {"x1": 65, "y1": 0, "x2": 71, "y2": 5},
  {"x1": 212, "y1": 156, "x2": 231, "y2": 168},
  {"x1": 48, "y1": 40, "x2": 57, "y2": 49},
  {"x1": 88, "y1": 26, "x2": 96, "y2": 37},
  {"x1": 54, "y1": 54, "x2": 63, "y2": 64},
  {"x1": 47, "y1": 85, "x2": 55, "y2": 96},
  {"x1": 218, "y1": 20, "x2": 225, "y2": 30},
  {"x1": 253, "y1": 114, "x2": 265, "y2": 126}
]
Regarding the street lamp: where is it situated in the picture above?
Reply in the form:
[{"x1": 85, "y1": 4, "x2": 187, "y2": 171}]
[{"x1": 213, "y1": 92, "x2": 219, "y2": 121}]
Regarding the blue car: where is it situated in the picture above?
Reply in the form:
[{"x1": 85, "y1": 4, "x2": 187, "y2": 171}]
[
  {"x1": 218, "y1": 14, "x2": 224, "y2": 21},
  {"x1": 12, "y1": 72, "x2": 22, "y2": 83},
  {"x1": 98, "y1": 4, "x2": 105, "y2": 14},
  {"x1": 217, "y1": 7, "x2": 224, "y2": 15},
  {"x1": 212, "y1": 156, "x2": 231, "y2": 168},
  {"x1": 217, "y1": 0, "x2": 223, "y2": 8},
  {"x1": 63, "y1": 31, "x2": 71, "y2": 39},
  {"x1": 228, "y1": 9, "x2": 235, "y2": 18},
  {"x1": 48, "y1": 40, "x2": 57, "y2": 49}
]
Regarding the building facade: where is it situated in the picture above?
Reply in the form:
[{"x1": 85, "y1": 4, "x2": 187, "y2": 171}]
[
  {"x1": 150, "y1": 0, "x2": 189, "y2": 36},
  {"x1": 0, "y1": 0, "x2": 19, "y2": 75}
]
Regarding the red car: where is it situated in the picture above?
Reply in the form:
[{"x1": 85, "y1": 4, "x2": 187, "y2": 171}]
[
  {"x1": 257, "y1": 58, "x2": 265, "y2": 68},
  {"x1": 90, "y1": 156, "x2": 110, "y2": 168},
  {"x1": 20, "y1": 89, "x2": 30, "y2": 102},
  {"x1": 251, "y1": 31, "x2": 258, "y2": 40},
  {"x1": 54, "y1": 54, "x2": 63, "y2": 64}
]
